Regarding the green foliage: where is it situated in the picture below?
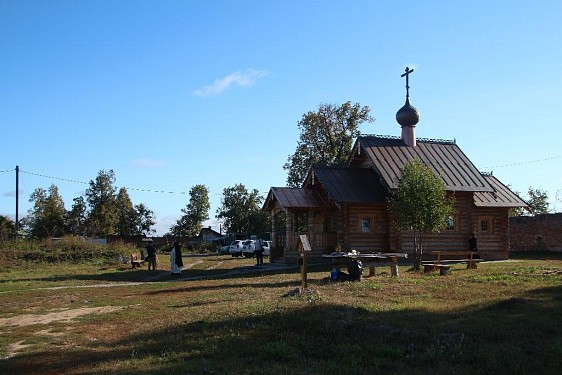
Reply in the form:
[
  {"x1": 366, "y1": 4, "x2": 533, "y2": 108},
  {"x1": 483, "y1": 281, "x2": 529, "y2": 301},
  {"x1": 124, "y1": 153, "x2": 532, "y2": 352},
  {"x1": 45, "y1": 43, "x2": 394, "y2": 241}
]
[
  {"x1": 116, "y1": 187, "x2": 135, "y2": 236},
  {"x1": 0, "y1": 236, "x2": 134, "y2": 264},
  {"x1": 132, "y1": 203, "x2": 155, "y2": 236},
  {"x1": 216, "y1": 183, "x2": 270, "y2": 235},
  {"x1": 389, "y1": 159, "x2": 455, "y2": 270},
  {"x1": 284, "y1": 101, "x2": 374, "y2": 187},
  {"x1": 526, "y1": 187, "x2": 549, "y2": 215},
  {"x1": 171, "y1": 184, "x2": 210, "y2": 237},
  {"x1": 24, "y1": 170, "x2": 156, "y2": 238},
  {"x1": 0, "y1": 215, "x2": 16, "y2": 240},
  {"x1": 24, "y1": 184, "x2": 66, "y2": 238},
  {"x1": 186, "y1": 242, "x2": 219, "y2": 253},
  {"x1": 509, "y1": 186, "x2": 550, "y2": 217},
  {"x1": 85, "y1": 169, "x2": 119, "y2": 236},
  {"x1": 67, "y1": 196, "x2": 87, "y2": 235}
]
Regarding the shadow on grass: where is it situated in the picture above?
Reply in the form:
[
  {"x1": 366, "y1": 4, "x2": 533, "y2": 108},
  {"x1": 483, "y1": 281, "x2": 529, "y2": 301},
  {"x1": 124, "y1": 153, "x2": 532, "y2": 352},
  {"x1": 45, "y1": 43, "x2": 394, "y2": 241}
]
[
  {"x1": 0, "y1": 260, "x2": 316, "y2": 286},
  {"x1": 510, "y1": 251, "x2": 562, "y2": 261},
  {"x1": 2, "y1": 284, "x2": 561, "y2": 375}
]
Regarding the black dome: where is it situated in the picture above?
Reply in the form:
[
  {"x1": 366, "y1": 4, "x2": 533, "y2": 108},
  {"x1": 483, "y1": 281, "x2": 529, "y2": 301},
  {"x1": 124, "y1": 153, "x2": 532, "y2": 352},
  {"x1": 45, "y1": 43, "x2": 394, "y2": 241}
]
[{"x1": 396, "y1": 97, "x2": 420, "y2": 127}]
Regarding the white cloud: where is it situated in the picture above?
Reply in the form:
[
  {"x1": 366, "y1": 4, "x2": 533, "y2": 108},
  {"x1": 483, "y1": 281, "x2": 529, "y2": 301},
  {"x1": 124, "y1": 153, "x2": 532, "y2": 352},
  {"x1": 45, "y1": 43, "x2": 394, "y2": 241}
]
[
  {"x1": 193, "y1": 69, "x2": 269, "y2": 97},
  {"x1": 131, "y1": 158, "x2": 164, "y2": 168}
]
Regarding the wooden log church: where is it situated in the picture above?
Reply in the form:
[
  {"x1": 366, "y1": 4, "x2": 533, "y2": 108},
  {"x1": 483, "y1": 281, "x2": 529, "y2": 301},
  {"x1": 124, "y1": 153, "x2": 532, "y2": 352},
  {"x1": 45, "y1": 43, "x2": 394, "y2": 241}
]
[{"x1": 263, "y1": 68, "x2": 527, "y2": 264}]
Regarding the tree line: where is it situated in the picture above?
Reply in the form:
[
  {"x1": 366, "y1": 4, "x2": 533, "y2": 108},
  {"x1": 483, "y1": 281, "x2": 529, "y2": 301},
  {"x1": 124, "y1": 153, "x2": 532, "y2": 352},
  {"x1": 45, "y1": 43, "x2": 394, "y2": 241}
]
[{"x1": 0, "y1": 170, "x2": 270, "y2": 241}]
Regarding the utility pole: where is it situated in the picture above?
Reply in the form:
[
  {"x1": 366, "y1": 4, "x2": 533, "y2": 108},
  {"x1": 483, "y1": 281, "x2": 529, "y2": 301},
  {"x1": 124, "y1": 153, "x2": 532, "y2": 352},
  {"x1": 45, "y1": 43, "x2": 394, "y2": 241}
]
[{"x1": 15, "y1": 165, "x2": 19, "y2": 235}]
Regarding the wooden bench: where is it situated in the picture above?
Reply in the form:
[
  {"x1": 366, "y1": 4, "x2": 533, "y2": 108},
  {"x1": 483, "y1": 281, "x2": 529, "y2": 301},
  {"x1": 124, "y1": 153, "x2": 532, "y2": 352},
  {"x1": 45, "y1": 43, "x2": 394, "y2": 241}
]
[
  {"x1": 422, "y1": 251, "x2": 483, "y2": 275},
  {"x1": 130, "y1": 253, "x2": 145, "y2": 269}
]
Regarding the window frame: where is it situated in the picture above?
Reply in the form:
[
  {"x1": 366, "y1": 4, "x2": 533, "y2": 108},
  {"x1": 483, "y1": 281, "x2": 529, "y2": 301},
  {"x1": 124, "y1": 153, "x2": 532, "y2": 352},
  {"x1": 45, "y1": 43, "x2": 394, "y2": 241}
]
[
  {"x1": 478, "y1": 216, "x2": 493, "y2": 233},
  {"x1": 446, "y1": 214, "x2": 459, "y2": 231},
  {"x1": 360, "y1": 218, "x2": 371, "y2": 233}
]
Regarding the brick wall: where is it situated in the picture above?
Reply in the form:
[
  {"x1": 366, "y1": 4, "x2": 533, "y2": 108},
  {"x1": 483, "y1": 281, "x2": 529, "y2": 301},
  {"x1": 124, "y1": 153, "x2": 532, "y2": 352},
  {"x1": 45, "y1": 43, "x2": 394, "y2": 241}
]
[{"x1": 509, "y1": 213, "x2": 562, "y2": 252}]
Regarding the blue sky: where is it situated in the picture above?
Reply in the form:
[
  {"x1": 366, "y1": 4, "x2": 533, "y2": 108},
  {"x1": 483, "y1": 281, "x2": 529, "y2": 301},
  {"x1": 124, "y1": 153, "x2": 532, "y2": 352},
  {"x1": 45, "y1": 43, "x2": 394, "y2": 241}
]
[{"x1": 1, "y1": 0, "x2": 561, "y2": 235}]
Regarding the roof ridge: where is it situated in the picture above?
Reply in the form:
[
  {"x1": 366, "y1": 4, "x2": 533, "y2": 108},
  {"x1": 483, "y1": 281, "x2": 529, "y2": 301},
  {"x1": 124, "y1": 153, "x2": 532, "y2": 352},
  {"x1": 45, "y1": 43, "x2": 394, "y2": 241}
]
[
  {"x1": 312, "y1": 165, "x2": 366, "y2": 170},
  {"x1": 360, "y1": 134, "x2": 456, "y2": 145}
]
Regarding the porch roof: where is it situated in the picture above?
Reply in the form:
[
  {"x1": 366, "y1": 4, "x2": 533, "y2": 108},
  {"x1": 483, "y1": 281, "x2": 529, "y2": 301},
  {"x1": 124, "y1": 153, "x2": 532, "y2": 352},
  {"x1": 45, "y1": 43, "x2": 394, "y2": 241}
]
[
  {"x1": 263, "y1": 187, "x2": 330, "y2": 210},
  {"x1": 473, "y1": 174, "x2": 529, "y2": 207}
]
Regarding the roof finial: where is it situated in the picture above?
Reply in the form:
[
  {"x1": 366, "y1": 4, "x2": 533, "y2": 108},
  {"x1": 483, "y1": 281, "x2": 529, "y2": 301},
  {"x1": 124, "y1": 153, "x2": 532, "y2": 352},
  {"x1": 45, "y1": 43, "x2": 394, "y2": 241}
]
[
  {"x1": 401, "y1": 67, "x2": 414, "y2": 99},
  {"x1": 396, "y1": 66, "x2": 420, "y2": 147}
]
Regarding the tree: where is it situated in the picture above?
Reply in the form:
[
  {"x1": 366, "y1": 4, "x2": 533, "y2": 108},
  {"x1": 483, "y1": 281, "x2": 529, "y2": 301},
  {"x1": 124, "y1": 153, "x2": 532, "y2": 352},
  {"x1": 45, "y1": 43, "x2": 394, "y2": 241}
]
[
  {"x1": 85, "y1": 169, "x2": 118, "y2": 236},
  {"x1": 116, "y1": 187, "x2": 136, "y2": 236},
  {"x1": 216, "y1": 184, "x2": 268, "y2": 235},
  {"x1": 508, "y1": 186, "x2": 550, "y2": 217},
  {"x1": 170, "y1": 184, "x2": 210, "y2": 237},
  {"x1": 67, "y1": 196, "x2": 88, "y2": 235},
  {"x1": 132, "y1": 203, "x2": 156, "y2": 236},
  {"x1": 25, "y1": 184, "x2": 67, "y2": 238},
  {"x1": 0, "y1": 215, "x2": 16, "y2": 240},
  {"x1": 526, "y1": 187, "x2": 549, "y2": 215},
  {"x1": 389, "y1": 159, "x2": 455, "y2": 271},
  {"x1": 508, "y1": 186, "x2": 525, "y2": 217},
  {"x1": 284, "y1": 101, "x2": 374, "y2": 187}
]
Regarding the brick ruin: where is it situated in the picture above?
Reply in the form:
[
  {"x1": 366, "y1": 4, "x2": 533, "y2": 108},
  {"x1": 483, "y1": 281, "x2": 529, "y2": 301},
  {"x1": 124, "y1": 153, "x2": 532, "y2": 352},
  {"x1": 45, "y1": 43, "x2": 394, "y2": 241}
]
[{"x1": 509, "y1": 213, "x2": 562, "y2": 252}]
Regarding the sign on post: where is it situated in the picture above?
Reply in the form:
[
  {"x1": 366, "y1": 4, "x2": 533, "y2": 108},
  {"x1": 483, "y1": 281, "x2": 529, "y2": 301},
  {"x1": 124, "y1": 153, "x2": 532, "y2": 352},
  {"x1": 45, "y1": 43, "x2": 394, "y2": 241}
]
[
  {"x1": 297, "y1": 235, "x2": 311, "y2": 290},
  {"x1": 298, "y1": 235, "x2": 311, "y2": 253}
]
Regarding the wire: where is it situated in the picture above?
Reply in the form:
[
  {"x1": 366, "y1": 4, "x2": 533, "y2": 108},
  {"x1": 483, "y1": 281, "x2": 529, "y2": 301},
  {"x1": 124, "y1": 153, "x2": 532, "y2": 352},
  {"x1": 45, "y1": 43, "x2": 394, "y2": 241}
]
[
  {"x1": 481, "y1": 155, "x2": 561, "y2": 169},
  {"x1": 20, "y1": 170, "x2": 88, "y2": 185},
  {"x1": 18, "y1": 169, "x2": 187, "y2": 195}
]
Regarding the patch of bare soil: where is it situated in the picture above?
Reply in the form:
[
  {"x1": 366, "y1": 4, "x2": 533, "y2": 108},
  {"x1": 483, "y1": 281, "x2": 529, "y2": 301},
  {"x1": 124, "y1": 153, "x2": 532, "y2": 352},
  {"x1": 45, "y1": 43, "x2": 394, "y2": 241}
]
[
  {"x1": 5, "y1": 341, "x2": 31, "y2": 359},
  {"x1": 0, "y1": 306, "x2": 124, "y2": 327},
  {"x1": 2, "y1": 306, "x2": 125, "y2": 359}
]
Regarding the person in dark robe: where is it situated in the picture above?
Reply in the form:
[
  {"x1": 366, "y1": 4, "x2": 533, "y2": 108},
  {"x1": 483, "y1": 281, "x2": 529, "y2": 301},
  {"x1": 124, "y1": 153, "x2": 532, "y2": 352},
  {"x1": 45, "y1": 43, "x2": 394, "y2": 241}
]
[
  {"x1": 146, "y1": 243, "x2": 157, "y2": 273},
  {"x1": 468, "y1": 233, "x2": 478, "y2": 256},
  {"x1": 170, "y1": 241, "x2": 183, "y2": 274}
]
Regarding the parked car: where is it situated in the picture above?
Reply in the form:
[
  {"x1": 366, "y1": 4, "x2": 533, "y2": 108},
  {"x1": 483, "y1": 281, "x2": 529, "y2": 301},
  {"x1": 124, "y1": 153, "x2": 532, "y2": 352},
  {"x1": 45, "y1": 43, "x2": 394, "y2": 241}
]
[
  {"x1": 220, "y1": 245, "x2": 230, "y2": 254},
  {"x1": 228, "y1": 240, "x2": 244, "y2": 257},
  {"x1": 241, "y1": 240, "x2": 256, "y2": 257},
  {"x1": 263, "y1": 240, "x2": 272, "y2": 257}
]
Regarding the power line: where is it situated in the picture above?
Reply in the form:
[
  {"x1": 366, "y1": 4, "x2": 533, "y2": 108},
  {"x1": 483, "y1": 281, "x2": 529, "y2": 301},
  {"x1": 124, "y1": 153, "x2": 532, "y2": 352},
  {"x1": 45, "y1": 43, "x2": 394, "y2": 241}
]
[
  {"x1": 481, "y1": 155, "x2": 561, "y2": 169},
  {"x1": 18, "y1": 169, "x2": 187, "y2": 195},
  {"x1": 20, "y1": 169, "x2": 89, "y2": 185}
]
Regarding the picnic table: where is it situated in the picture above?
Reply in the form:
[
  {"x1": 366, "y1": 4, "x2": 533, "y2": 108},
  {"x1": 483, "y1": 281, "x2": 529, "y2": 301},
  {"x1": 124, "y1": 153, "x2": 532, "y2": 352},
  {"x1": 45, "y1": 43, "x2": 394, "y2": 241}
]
[{"x1": 322, "y1": 252, "x2": 408, "y2": 277}]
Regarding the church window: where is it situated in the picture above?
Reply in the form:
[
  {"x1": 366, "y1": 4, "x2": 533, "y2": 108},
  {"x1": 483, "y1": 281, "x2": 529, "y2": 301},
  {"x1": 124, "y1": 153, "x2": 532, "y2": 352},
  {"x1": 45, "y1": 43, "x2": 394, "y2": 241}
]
[
  {"x1": 479, "y1": 216, "x2": 493, "y2": 233},
  {"x1": 361, "y1": 218, "x2": 371, "y2": 232},
  {"x1": 446, "y1": 216, "x2": 455, "y2": 230}
]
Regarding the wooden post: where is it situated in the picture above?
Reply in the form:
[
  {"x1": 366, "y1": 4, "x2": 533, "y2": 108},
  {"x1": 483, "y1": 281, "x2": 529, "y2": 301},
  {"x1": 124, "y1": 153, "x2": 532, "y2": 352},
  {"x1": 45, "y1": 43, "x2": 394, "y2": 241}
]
[
  {"x1": 298, "y1": 235, "x2": 312, "y2": 291},
  {"x1": 301, "y1": 251, "x2": 308, "y2": 290},
  {"x1": 390, "y1": 256, "x2": 399, "y2": 277}
]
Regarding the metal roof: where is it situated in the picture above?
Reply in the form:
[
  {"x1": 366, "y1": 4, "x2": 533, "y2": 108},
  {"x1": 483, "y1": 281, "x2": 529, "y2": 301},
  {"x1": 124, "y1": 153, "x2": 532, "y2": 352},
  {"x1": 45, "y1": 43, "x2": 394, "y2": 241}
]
[
  {"x1": 474, "y1": 174, "x2": 529, "y2": 207},
  {"x1": 310, "y1": 167, "x2": 388, "y2": 204},
  {"x1": 356, "y1": 135, "x2": 494, "y2": 192},
  {"x1": 263, "y1": 187, "x2": 330, "y2": 210}
]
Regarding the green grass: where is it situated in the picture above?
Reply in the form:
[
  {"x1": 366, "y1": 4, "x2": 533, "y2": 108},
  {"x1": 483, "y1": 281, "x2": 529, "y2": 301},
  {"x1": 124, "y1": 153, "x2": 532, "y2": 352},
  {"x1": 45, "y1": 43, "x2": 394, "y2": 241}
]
[{"x1": 0, "y1": 252, "x2": 561, "y2": 374}]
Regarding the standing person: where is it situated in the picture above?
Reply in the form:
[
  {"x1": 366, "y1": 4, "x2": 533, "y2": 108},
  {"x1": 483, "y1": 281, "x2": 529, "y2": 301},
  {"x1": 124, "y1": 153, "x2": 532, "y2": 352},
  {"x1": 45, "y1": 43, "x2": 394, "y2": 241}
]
[
  {"x1": 170, "y1": 241, "x2": 183, "y2": 275},
  {"x1": 254, "y1": 238, "x2": 264, "y2": 266},
  {"x1": 468, "y1": 233, "x2": 478, "y2": 255},
  {"x1": 146, "y1": 243, "x2": 157, "y2": 273}
]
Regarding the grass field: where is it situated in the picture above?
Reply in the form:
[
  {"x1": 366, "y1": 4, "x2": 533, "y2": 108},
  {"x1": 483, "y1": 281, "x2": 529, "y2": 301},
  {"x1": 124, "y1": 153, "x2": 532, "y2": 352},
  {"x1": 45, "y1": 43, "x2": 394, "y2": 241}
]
[{"x1": 1, "y1": 252, "x2": 561, "y2": 374}]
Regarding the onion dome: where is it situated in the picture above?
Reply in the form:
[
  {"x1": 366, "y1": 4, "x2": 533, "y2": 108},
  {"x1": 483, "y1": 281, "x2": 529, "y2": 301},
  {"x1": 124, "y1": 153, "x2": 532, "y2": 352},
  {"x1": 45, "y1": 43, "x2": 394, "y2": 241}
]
[{"x1": 396, "y1": 97, "x2": 420, "y2": 127}]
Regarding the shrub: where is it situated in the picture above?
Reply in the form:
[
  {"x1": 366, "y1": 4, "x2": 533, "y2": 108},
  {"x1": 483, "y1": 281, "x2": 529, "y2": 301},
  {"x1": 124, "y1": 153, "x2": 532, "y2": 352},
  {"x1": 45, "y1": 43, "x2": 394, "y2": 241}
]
[{"x1": 0, "y1": 236, "x2": 134, "y2": 265}]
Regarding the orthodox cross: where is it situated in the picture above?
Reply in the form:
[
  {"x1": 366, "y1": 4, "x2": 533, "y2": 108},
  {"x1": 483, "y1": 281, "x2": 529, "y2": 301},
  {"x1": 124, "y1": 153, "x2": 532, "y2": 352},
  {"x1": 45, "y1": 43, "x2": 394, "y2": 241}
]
[{"x1": 401, "y1": 67, "x2": 414, "y2": 98}]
